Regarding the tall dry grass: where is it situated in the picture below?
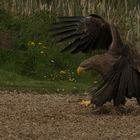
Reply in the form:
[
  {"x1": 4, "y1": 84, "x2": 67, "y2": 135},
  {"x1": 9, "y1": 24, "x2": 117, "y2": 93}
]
[{"x1": 0, "y1": 0, "x2": 140, "y2": 42}]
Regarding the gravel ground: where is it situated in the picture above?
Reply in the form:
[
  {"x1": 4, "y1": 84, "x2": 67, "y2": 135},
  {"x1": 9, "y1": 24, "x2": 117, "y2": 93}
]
[{"x1": 0, "y1": 91, "x2": 140, "y2": 140}]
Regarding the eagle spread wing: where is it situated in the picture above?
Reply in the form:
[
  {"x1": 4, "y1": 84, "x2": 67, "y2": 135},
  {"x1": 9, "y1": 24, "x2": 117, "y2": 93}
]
[
  {"x1": 50, "y1": 14, "x2": 140, "y2": 108},
  {"x1": 50, "y1": 14, "x2": 113, "y2": 53}
]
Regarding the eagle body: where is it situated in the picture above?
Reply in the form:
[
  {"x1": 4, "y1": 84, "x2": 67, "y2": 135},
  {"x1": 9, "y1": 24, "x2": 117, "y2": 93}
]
[{"x1": 50, "y1": 14, "x2": 140, "y2": 108}]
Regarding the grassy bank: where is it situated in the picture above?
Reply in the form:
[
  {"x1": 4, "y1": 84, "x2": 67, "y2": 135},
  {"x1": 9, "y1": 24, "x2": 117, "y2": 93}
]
[
  {"x1": 0, "y1": 10, "x2": 99, "y2": 93},
  {"x1": 0, "y1": 69, "x2": 98, "y2": 94},
  {"x1": 1, "y1": 3, "x2": 139, "y2": 94}
]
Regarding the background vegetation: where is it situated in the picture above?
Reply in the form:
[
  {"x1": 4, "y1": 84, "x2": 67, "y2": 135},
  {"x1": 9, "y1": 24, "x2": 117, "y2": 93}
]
[{"x1": 0, "y1": 0, "x2": 140, "y2": 93}]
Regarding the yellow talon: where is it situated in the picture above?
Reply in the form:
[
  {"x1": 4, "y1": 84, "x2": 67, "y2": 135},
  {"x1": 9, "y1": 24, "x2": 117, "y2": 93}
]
[{"x1": 79, "y1": 100, "x2": 91, "y2": 107}]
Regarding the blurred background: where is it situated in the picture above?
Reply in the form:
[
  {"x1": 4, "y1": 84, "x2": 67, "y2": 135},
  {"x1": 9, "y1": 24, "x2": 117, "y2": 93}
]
[{"x1": 0, "y1": 0, "x2": 140, "y2": 92}]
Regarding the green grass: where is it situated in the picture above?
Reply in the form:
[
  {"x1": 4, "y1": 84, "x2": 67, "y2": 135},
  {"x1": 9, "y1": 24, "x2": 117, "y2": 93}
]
[
  {"x1": 0, "y1": 69, "x2": 97, "y2": 94},
  {"x1": 0, "y1": 2, "x2": 139, "y2": 95},
  {"x1": 0, "y1": 10, "x2": 101, "y2": 94}
]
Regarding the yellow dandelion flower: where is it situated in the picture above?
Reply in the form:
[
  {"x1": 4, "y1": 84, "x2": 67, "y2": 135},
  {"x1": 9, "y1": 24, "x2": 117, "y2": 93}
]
[
  {"x1": 27, "y1": 41, "x2": 35, "y2": 47},
  {"x1": 31, "y1": 41, "x2": 35, "y2": 46},
  {"x1": 51, "y1": 60, "x2": 55, "y2": 63},
  {"x1": 42, "y1": 45, "x2": 46, "y2": 48},
  {"x1": 62, "y1": 89, "x2": 65, "y2": 92},
  {"x1": 38, "y1": 42, "x2": 42, "y2": 45},
  {"x1": 40, "y1": 51, "x2": 44, "y2": 54},
  {"x1": 56, "y1": 88, "x2": 60, "y2": 92},
  {"x1": 93, "y1": 80, "x2": 98, "y2": 84},
  {"x1": 60, "y1": 70, "x2": 66, "y2": 74},
  {"x1": 69, "y1": 78, "x2": 75, "y2": 82}
]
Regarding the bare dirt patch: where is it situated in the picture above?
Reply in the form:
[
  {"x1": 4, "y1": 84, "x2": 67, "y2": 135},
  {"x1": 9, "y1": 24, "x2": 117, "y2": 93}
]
[{"x1": 0, "y1": 91, "x2": 140, "y2": 140}]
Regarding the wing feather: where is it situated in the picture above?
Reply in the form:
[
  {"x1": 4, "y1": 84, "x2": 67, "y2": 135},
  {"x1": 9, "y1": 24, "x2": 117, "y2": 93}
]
[
  {"x1": 104, "y1": 44, "x2": 140, "y2": 106},
  {"x1": 50, "y1": 14, "x2": 114, "y2": 53}
]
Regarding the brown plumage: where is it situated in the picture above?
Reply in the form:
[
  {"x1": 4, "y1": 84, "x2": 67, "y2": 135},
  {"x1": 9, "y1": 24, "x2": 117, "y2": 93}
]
[{"x1": 50, "y1": 14, "x2": 140, "y2": 108}]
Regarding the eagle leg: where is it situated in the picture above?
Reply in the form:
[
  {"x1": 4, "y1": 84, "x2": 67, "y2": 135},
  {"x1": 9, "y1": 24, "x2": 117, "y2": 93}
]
[{"x1": 92, "y1": 105, "x2": 110, "y2": 114}]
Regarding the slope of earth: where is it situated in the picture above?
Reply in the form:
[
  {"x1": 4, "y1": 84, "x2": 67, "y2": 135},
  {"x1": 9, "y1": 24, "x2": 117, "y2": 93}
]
[{"x1": 0, "y1": 91, "x2": 140, "y2": 140}]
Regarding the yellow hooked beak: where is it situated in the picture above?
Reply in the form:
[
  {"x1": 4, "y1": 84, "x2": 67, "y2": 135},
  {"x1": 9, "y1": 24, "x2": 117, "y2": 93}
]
[{"x1": 76, "y1": 66, "x2": 86, "y2": 76}]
